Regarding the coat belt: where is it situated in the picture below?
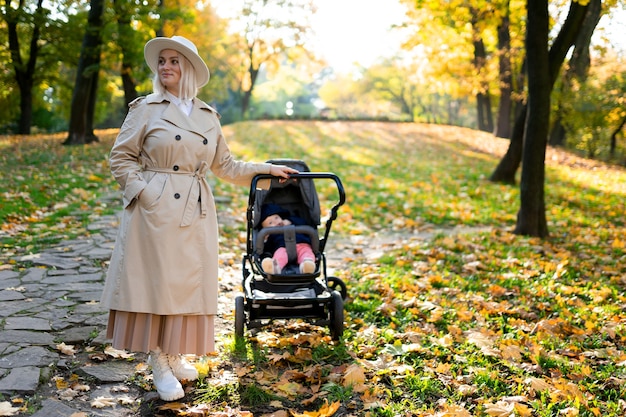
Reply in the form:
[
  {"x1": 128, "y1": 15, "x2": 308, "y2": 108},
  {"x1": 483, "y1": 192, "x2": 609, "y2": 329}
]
[{"x1": 143, "y1": 161, "x2": 210, "y2": 227}]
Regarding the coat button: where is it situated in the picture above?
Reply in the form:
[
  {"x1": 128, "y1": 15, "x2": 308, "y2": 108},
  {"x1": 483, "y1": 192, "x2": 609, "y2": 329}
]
[
  {"x1": 175, "y1": 135, "x2": 181, "y2": 140},
  {"x1": 174, "y1": 193, "x2": 181, "y2": 199},
  {"x1": 203, "y1": 139, "x2": 208, "y2": 145},
  {"x1": 173, "y1": 165, "x2": 179, "y2": 171}
]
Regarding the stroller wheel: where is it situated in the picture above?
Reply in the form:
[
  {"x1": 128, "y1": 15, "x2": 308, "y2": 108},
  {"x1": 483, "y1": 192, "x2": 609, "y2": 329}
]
[
  {"x1": 329, "y1": 291, "x2": 344, "y2": 340},
  {"x1": 327, "y1": 276, "x2": 347, "y2": 300},
  {"x1": 235, "y1": 295, "x2": 245, "y2": 338}
]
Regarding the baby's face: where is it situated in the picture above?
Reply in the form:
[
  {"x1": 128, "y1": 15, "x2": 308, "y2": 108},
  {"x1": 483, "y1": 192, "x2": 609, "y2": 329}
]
[{"x1": 262, "y1": 214, "x2": 285, "y2": 228}]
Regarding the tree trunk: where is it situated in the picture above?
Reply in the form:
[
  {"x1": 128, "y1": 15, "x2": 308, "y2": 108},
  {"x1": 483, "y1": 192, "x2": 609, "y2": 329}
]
[
  {"x1": 6, "y1": 0, "x2": 44, "y2": 134},
  {"x1": 490, "y1": 103, "x2": 527, "y2": 184},
  {"x1": 115, "y1": 0, "x2": 139, "y2": 111},
  {"x1": 473, "y1": 36, "x2": 493, "y2": 132},
  {"x1": 493, "y1": 0, "x2": 513, "y2": 139},
  {"x1": 549, "y1": 0, "x2": 602, "y2": 147},
  {"x1": 64, "y1": 0, "x2": 105, "y2": 145},
  {"x1": 489, "y1": 0, "x2": 589, "y2": 184},
  {"x1": 515, "y1": 0, "x2": 551, "y2": 237},
  {"x1": 241, "y1": 46, "x2": 260, "y2": 119},
  {"x1": 610, "y1": 116, "x2": 626, "y2": 157}
]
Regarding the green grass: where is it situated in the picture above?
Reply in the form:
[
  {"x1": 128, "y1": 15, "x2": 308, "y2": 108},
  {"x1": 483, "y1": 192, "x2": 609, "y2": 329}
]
[
  {"x1": 1, "y1": 121, "x2": 625, "y2": 416},
  {"x1": 0, "y1": 130, "x2": 119, "y2": 263}
]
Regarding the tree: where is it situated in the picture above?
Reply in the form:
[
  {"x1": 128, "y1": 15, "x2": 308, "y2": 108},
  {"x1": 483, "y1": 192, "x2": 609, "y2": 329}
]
[
  {"x1": 470, "y1": 6, "x2": 494, "y2": 132},
  {"x1": 64, "y1": 0, "x2": 105, "y2": 145},
  {"x1": 113, "y1": 0, "x2": 140, "y2": 108},
  {"x1": 489, "y1": 0, "x2": 590, "y2": 185},
  {"x1": 515, "y1": 0, "x2": 551, "y2": 237},
  {"x1": 360, "y1": 58, "x2": 423, "y2": 121},
  {"x1": 493, "y1": 0, "x2": 513, "y2": 138},
  {"x1": 4, "y1": 0, "x2": 44, "y2": 134},
  {"x1": 230, "y1": 0, "x2": 316, "y2": 118},
  {"x1": 400, "y1": 0, "x2": 525, "y2": 132},
  {"x1": 549, "y1": 0, "x2": 602, "y2": 147}
]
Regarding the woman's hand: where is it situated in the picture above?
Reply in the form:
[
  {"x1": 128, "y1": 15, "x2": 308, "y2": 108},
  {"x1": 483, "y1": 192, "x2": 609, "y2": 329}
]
[{"x1": 269, "y1": 164, "x2": 298, "y2": 179}]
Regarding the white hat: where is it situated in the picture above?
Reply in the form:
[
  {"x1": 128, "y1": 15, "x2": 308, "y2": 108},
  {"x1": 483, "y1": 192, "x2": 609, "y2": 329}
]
[{"x1": 144, "y1": 35, "x2": 210, "y2": 87}]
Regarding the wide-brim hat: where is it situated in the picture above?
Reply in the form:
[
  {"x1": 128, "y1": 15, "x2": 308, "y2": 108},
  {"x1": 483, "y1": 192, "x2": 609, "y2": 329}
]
[{"x1": 144, "y1": 35, "x2": 210, "y2": 87}]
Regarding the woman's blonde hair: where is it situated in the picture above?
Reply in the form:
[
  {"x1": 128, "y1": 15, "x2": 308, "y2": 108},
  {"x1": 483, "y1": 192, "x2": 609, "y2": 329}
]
[{"x1": 152, "y1": 51, "x2": 198, "y2": 100}]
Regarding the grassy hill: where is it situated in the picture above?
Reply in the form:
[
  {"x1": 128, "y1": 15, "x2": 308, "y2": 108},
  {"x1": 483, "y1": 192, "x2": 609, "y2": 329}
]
[{"x1": 1, "y1": 121, "x2": 625, "y2": 416}]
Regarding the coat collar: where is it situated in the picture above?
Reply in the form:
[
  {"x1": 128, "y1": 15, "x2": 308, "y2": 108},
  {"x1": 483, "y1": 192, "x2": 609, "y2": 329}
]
[{"x1": 145, "y1": 93, "x2": 218, "y2": 137}]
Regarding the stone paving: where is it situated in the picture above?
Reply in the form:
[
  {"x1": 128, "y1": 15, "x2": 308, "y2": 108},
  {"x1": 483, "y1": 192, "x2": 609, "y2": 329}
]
[{"x1": 0, "y1": 212, "x2": 138, "y2": 416}]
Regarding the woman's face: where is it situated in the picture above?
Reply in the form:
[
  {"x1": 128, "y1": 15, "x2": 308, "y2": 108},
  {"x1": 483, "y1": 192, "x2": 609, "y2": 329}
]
[{"x1": 158, "y1": 49, "x2": 181, "y2": 95}]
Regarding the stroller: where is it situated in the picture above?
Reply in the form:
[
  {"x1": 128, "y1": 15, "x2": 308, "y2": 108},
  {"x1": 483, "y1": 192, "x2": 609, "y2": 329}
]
[{"x1": 234, "y1": 159, "x2": 347, "y2": 340}]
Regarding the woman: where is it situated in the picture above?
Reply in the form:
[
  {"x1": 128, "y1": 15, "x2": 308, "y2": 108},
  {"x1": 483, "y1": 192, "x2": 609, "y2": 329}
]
[{"x1": 100, "y1": 35, "x2": 297, "y2": 401}]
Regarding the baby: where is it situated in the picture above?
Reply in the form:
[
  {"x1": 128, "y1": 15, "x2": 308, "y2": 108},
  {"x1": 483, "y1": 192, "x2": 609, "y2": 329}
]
[{"x1": 259, "y1": 203, "x2": 316, "y2": 274}]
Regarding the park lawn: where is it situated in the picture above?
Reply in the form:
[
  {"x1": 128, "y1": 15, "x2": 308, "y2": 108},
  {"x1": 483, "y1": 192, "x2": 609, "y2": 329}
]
[{"x1": 0, "y1": 121, "x2": 625, "y2": 416}]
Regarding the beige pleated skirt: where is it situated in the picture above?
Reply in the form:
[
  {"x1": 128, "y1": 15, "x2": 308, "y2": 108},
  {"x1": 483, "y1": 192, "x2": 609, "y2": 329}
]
[{"x1": 106, "y1": 310, "x2": 215, "y2": 356}]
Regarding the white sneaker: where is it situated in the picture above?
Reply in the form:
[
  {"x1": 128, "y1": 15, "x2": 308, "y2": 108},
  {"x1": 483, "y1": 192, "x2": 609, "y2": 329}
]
[
  {"x1": 300, "y1": 259, "x2": 315, "y2": 274},
  {"x1": 148, "y1": 349, "x2": 184, "y2": 401},
  {"x1": 168, "y1": 354, "x2": 199, "y2": 381}
]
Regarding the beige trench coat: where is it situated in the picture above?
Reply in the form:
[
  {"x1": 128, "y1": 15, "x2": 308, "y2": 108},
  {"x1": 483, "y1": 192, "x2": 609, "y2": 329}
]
[{"x1": 100, "y1": 93, "x2": 270, "y2": 316}]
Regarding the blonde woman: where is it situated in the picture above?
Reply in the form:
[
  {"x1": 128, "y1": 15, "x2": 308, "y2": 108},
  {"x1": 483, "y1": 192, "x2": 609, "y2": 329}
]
[{"x1": 100, "y1": 36, "x2": 297, "y2": 401}]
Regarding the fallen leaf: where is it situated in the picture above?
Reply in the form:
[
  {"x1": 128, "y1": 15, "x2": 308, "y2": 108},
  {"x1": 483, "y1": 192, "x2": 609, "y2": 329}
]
[
  {"x1": 56, "y1": 342, "x2": 77, "y2": 356},
  {"x1": 483, "y1": 400, "x2": 515, "y2": 416},
  {"x1": 90, "y1": 397, "x2": 117, "y2": 408},
  {"x1": 71, "y1": 383, "x2": 91, "y2": 392},
  {"x1": 342, "y1": 363, "x2": 367, "y2": 392},
  {"x1": 58, "y1": 388, "x2": 79, "y2": 401},
  {"x1": 117, "y1": 396, "x2": 136, "y2": 405},
  {"x1": 104, "y1": 346, "x2": 134, "y2": 359},
  {"x1": 290, "y1": 400, "x2": 341, "y2": 417},
  {"x1": 0, "y1": 401, "x2": 20, "y2": 416}
]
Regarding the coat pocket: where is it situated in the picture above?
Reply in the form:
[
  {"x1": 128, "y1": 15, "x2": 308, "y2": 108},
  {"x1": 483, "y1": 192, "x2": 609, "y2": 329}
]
[{"x1": 139, "y1": 173, "x2": 167, "y2": 209}]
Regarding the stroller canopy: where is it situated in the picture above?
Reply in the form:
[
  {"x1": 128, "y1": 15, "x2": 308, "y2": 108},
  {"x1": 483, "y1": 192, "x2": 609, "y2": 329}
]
[{"x1": 253, "y1": 159, "x2": 321, "y2": 229}]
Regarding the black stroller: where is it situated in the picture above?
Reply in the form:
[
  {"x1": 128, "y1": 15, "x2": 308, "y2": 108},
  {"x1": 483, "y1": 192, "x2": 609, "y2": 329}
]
[{"x1": 234, "y1": 159, "x2": 347, "y2": 340}]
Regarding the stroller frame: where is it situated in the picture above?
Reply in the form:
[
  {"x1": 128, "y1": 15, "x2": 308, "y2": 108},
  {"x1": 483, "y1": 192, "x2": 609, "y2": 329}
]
[{"x1": 235, "y1": 159, "x2": 347, "y2": 340}]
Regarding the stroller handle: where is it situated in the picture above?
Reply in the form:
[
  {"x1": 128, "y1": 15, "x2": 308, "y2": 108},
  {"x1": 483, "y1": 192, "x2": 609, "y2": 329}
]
[{"x1": 248, "y1": 172, "x2": 346, "y2": 213}]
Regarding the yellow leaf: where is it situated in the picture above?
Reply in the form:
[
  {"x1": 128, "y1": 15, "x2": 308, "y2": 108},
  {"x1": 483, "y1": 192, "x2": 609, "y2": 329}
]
[
  {"x1": 611, "y1": 238, "x2": 624, "y2": 248},
  {"x1": 438, "y1": 402, "x2": 472, "y2": 416},
  {"x1": 54, "y1": 377, "x2": 69, "y2": 390},
  {"x1": 290, "y1": 400, "x2": 341, "y2": 417},
  {"x1": 276, "y1": 381, "x2": 301, "y2": 397},
  {"x1": 513, "y1": 403, "x2": 533, "y2": 417}
]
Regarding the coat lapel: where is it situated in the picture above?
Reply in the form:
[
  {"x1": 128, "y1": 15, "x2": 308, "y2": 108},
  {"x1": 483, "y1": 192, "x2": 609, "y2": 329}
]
[{"x1": 148, "y1": 93, "x2": 217, "y2": 138}]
